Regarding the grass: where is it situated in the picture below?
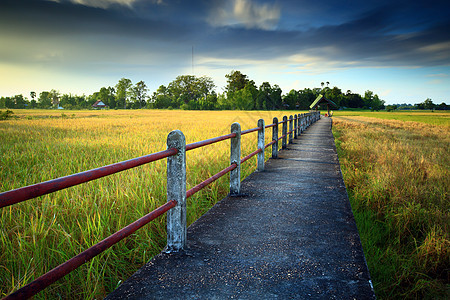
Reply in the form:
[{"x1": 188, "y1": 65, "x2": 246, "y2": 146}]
[
  {"x1": 332, "y1": 113, "x2": 449, "y2": 299},
  {"x1": 333, "y1": 110, "x2": 450, "y2": 127},
  {"x1": 0, "y1": 109, "x2": 303, "y2": 299}
]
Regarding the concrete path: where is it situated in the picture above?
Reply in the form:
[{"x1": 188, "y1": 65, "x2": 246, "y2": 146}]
[{"x1": 106, "y1": 117, "x2": 375, "y2": 299}]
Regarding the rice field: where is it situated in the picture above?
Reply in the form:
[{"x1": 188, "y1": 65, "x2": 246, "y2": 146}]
[
  {"x1": 332, "y1": 113, "x2": 449, "y2": 299},
  {"x1": 2, "y1": 109, "x2": 449, "y2": 299},
  {"x1": 0, "y1": 109, "x2": 300, "y2": 299}
]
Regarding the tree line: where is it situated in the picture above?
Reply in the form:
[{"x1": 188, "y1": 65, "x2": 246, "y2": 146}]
[{"x1": 0, "y1": 70, "x2": 447, "y2": 110}]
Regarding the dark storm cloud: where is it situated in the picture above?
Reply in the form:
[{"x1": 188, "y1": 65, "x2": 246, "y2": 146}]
[
  {"x1": 1, "y1": 0, "x2": 449, "y2": 69},
  {"x1": 197, "y1": 2, "x2": 450, "y2": 67}
]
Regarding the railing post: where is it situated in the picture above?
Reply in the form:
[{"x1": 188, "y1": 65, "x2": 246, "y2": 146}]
[
  {"x1": 282, "y1": 116, "x2": 287, "y2": 149},
  {"x1": 166, "y1": 130, "x2": 186, "y2": 252},
  {"x1": 289, "y1": 115, "x2": 293, "y2": 144},
  {"x1": 272, "y1": 117, "x2": 278, "y2": 159},
  {"x1": 300, "y1": 114, "x2": 304, "y2": 133},
  {"x1": 230, "y1": 122, "x2": 241, "y2": 195},
  {"x1": 294, "y1": 114, "x2": 298, "y2": 139},
  {"x1": 257, "y1": 119, "x2": 265, "y2": 172}
]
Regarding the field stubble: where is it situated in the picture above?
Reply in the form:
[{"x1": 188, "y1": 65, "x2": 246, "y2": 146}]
[
  {"x1": 332, "y1": 115, "x2": 449, "y2": 299},
  {"x1": 1, "y1": 109, "x2": 295, "y2": 299}
]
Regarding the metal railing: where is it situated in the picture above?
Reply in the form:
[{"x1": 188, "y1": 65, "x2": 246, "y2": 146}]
[{"x1": 0, "y1": 111, "x2": 320, "y2": 299}]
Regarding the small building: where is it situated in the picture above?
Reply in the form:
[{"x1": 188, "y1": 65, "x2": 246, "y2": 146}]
[
  {"x1": 310, "y1": 94, "x2": 338, "y2": 116},
  {"x1": 92, "y1": 100, "x2": 107, "y2": 109}
]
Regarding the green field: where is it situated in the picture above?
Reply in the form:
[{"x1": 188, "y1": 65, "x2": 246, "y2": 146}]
[
  {"x1": 333, "y1": 110, "x2": 450, "y2": 127},
  {"x1": 1, "y1": 109, "x2": 449, "y2": 299},
  {"x1": 0, "y1": 109, "x2": 300, "y2": 299},
  {"x1": 332, "y1": 112, "x2": 449, "y2": 299}
]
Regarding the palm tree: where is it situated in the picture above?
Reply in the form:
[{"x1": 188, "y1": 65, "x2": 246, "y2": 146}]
[
  {"x1": 321, "y1": 82, "x2": 324, "y2": 89},
  {"x1": 326, "y1": 81, "x2": 329, "y2": 87}
]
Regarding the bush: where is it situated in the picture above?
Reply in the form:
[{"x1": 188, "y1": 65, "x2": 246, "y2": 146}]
[{"x1": 0, "y1": 109, "x2": 14, "y2": 120}]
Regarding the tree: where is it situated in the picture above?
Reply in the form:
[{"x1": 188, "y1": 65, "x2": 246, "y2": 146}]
[
  {"x1": 115, "y1": 78, "x2": 132, "y2": 109},
  {"x1": 11, "y1": 95, "x2": 28, "y2": 108},
  {"x1": 363, "y1": 90, "x2": 374, "y2": 109},
  {"x1": 371, "y1": 94, "x2": 385, "y2": 111},
  {"x1": 225, "y1": 70, "x2": 249, "y2": 96},
  {"x1": 38, "y1": 91, "x2": 52, "y2": 108},
  {"x1": 258, "y1": 82, "x2": 272, "y2": 110},
  {"x1": 152, "y1": 85, "x2": 173, "y2": 109},
  {"x1": 324, "y1": 87, "x2": 343, "y2": 107},
  {"x1": 49, "y1": 89, "x2": 60, "y2": 108},
  {"x1": 297, "y1": 88, "x2": 316, "y2": 109},
  {"x1": 283, "y1": 89, "x2": 299, "y2": 109},
  {"x1": 30, "y1": 99, "x2": 37, "y2": 108},
  {"x1": 423, "y1": 98, "x2": 435, "y2": 110},
  {"x1": 167, "y1": 75, "x2": 215, "y2": 107},
  {"x1": 346, "y1": 93, "x2": 363, "y2": 108},
  {"x1": 96, "y1": 86, "x2": 116, "y2": 108},
  {"x1": 232, "y1": 83, "x2": 256, "y2": 110},
  {"x1": 30, "y1": 91, "x2": 36, "y2": 102},
  {"x1": 436, "y1": 102, "x2": 449, "y2": 110},
  {"x1": 130, "y1": 81, "x2": 148, "y2": 109}
]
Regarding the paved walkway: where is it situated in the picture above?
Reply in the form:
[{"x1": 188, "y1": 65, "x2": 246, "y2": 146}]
[{"x1": 106, "y1": 117, "x2": 375, "y2": 299}]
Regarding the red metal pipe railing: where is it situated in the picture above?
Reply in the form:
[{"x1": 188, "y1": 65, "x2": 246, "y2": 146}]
[
  {"x1": 265, "y1": 140, "x2": 277, "y2": 149},
  {"x1": 4, "y1": 200, "x2": 177, "y2": 300},
  {"x1": 241, "y1": 126, "x2": 261, "y2": 135},
  {"x1": 186, "y1": 164, "x2": 237, "y2": 199},
  {"x1": 3, "y1": 114, "x2": 317, "y2": 299},
  {"x1": 186, "y1": 133, "x2": 236, "y2": 151},
  {"x1": 0, "y1": 148, "x2": 178, "y2": 209},
  {"x1": 240, "y1": 148, "x2": 262, "y2": 164}
]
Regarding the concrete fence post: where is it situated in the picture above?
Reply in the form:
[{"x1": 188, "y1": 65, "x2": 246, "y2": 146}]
[
  {"x1": 300, "y1": 114, "x2": 304, "y2": 134},
  {"x1": 257, "y1": 119, "x2": 265, "y2": 172},
  {"x1": 272, "y1": 117, "x2": 278, "y2": 159},
  {"x1": 301, "y1": 114, "x2": 304, "y2": 133},
  {"x1": 166, "y1": 130, "x2": 187, "y2": 252},
  {"x1": 294, "y1": 114, "x2": 298, "y2": 139},
  {"x1": 230, "y1": 122, "x2": 241, "y2": 195},
  {"x1": 289, "y1": 115, "x2": 293, "y2": 144},
  {"x1": 282, "y1": 116, "x2": 287, "y2": 149}
]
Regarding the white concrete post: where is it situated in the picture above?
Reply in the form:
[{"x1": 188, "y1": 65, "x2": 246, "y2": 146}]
[
  {"x1": 282, "y1": 116, "x2": 287, "y2": 149},
  {"x1": 257, "y1": 119, "x2": 265, "y2": 171},
  {"x1": 294, "y1": 114, "x2": 298, "y2": 139},
  {"x1": 289, "y1": 115, "x2": 293, "y2": 144},
  {"x1": 272, "y1": 117, "x2": 278, "y2": 158},
  {"x1": 300, "y1": 114, "x2": 304, "y2": 133},
  {"x1": 166, "y1": 130, "x2": 186, "y2": 252},
  {"x1": 230, "y1": 122, "x2": 241, "y2": 195}
]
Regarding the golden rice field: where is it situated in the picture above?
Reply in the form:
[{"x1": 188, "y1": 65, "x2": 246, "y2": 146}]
[
  {"x1": 332, "y1": 112, "x2": 449, "y2": 299},
  {"x1": 0, "y1": 109, "x2": 299, "y2": 299}
]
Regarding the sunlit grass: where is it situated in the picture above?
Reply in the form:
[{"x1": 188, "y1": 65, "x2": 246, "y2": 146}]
[
  {"x1": 333, "y1": 114, "x2": 449, "y2": 299},
  {"x1": 333, "y1": 110, "x2": 449, "y2": 127},
  {"x1": 0, "y1": 109, "x2": 303, "y2": 299}
]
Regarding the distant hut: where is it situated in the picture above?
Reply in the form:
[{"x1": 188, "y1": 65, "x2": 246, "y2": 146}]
[
  {"x1": 92, "y1": 100, "x2": 107, "y2": 109},
  {"x1": 310, "y1": 94, "x2": 337, "y2": 116}
]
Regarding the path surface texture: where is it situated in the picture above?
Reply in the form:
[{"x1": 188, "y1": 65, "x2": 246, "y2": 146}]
[{"x1": 107, "y1": 117, "x2": 375, "y2": 299}]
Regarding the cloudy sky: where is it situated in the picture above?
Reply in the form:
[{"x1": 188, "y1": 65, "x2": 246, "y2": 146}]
[{"x1": 1, "y1": 0, "x2": 449, "y2": 104}]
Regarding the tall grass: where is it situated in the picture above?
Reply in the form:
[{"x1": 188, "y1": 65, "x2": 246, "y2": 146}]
[
  {"x1": 0, "y1": 109, "x2": 299, "y2": 299},
  {"x1": 333, "y1": 115, "x2": 449, "y2": 299},
  {"x1": 333, "y1": 110, "x2": 450, "y2": 127}
]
